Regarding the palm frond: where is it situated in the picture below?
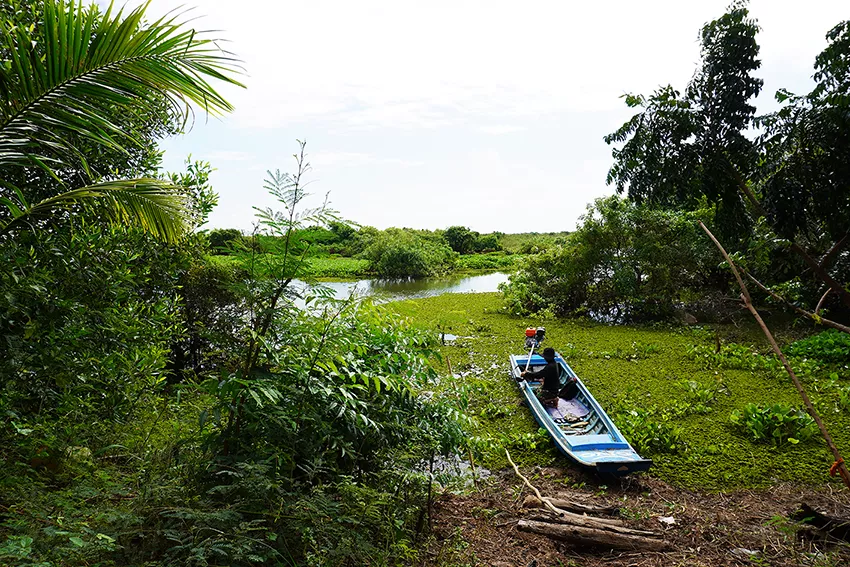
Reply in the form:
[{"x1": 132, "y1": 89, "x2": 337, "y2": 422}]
[
  {"x1": 0, "y1": 0, "x2": 244, "y2": 169},
  {"x1": 0, "y1": 179, "x2": 189, "y2": 243}
]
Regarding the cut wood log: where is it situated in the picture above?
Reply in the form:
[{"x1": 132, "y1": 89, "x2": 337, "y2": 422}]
[
  {"x1": 522, "y1": 494, "x2": 621, "y2": 517},
  {"x1": 527, "y1": 512, "x2": 654, "y2": 536},
  {"x1": 506, "y1": 449, "x2": 668, "y2": 550},
  {"x1": 517, "y1": 519, "x2": 671, "y2": 551}
]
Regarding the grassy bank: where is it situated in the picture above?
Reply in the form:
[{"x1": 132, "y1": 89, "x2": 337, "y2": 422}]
[{"x1": 390, "y1": 292, "x2": 850, "y2": 490}]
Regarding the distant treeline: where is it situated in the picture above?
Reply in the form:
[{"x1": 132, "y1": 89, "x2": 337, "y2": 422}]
[{"x1": 205, "y1": 224, "x2": 571, "y2": 278}]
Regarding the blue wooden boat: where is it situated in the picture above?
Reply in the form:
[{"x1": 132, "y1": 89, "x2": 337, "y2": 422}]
[{"x1": 509, "y1": 351, "x2": 652, "y2": 476}]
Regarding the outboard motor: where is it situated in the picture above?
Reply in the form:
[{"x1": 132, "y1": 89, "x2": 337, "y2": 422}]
[{"x1": 524, "y1": 326, "x2": 545, "y2": 351}]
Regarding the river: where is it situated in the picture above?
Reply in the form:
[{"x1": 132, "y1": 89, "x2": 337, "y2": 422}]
[{"x1": 295, "y1": 271, "x2": 509, "y2": 304}]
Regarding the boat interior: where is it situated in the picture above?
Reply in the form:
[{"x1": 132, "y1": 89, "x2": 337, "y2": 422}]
[{"x1": 521, "y1": 360, "x2": 612, "y2": 438}]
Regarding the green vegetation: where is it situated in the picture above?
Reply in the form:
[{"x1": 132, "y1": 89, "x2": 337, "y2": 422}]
[
  {"x1": 456, "y1": 252, "x2": 520, "y2": 271},
  {"x1": 0, "y1": 0, "x2": 241, "y2": 243},
  {"x1": 605, "y1": 3, "x2": 850, "y2": 314},
  {"x1": 499, "y1": 231, "x2": 571, "y2": 254},
  {"x1": 209, "y1": 224, "x2": 525, "y2": 279},
  {"x1": 501, "y1": 197, "x2": 719, "y2": 321},
  {"x1": 0, "y1": 4, "x2": 468, "y2": 565},
  {"x1": 307, "y1": 255, "x2": 372, "y2": 278},
  {"x1": 2, "y1": 1, "x2": 850, "y2": 566},
  {"x1": 730, "y1": 403, "x2": 818, "y2": 446},
  {"x1": 785, "y1": 330, "x2": 850, "y2": 364},
  {"x1": 363, "y1": 228, "x2": 458, "y2": 277},
  {"x1": 390, "y1": 293, "x2": 850, "y2": 490}
]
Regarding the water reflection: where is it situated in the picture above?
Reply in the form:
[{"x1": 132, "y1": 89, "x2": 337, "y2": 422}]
[{"x1": 294, "y1": 271, "x2": 509, "y2": 305}]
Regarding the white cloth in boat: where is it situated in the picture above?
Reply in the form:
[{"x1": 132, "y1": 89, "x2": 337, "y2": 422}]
[{"x1": 545, "y1": 398, "x2": 590, "y2": 422}]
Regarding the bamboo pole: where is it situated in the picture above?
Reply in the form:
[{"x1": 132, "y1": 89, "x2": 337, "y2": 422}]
[{"x1": 699, "y1": 221, "x2": 850, "y2": 489}]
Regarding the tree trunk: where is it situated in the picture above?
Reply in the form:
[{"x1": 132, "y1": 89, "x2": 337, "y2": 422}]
[{"x1": 517, "y1": 519, "x2": 670, "y2": 551}]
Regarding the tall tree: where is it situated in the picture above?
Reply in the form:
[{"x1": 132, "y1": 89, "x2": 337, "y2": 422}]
[{"x1": 605, "y1": 1, "x2": 850, "y2": 312}]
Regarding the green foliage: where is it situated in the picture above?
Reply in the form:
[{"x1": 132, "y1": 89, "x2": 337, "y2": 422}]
[
  {"x1": 364, "y1": 228, "x2": 458, "y2": 278},
  {"x1": 605, "y1": 1, "x2": 850, "y2": 311},
  {"x1": 0, "y1": 0, "x2": 241, "y2": 169},
  {"x1": 498, "y1": 231, "x2": 570, "y2": 254},
  {"x1": 500, "y1": 196, "x2": 720, "y2": 321},
  {"x1": 0, "y1": 0, "x2": 242, "y2": 243},
  {"x1": 678, "y1": 379, "x2": 720, "y2": 414},
  {"x1": 207, "y1": 228, "x2": 244, "y2": 254},
  {"x1": 686, "y1": 343, "x2": 779, "y2": 372},
  {"x1": 610, "y1": 404, "x2": 683, "y2": 454},
  {"x1": 837, "y1": 384, "x2": 850, "y2": 412},
  {"x1": 444, "y1": 225, "x2": 478, "y2": 254},
  {"x1": 456, "y1": 252, "x2": 517, "y2": 271},
  {"x1": 473, "y1": 232, "x2": 500, "y2": 253},
  {"x1": 730, "y1": 403, "x2": 818, "y2": 446},
  {"x1": 0, "y1": 225, "x2": 185, "y2": 431},
  {"x1": 442, "y1": 226, "x2": 502, "y2": 255},
  {"x1": 604, "y1": 3, "x2": 761, "y2": 237},
  {"x1": 785, "y1": 330, "x2": 850, "y2": 364}
]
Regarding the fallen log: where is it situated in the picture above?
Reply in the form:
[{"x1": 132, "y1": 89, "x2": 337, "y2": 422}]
[
  {"x1": 517, "y1": 519, "x2": 671, "y2": 551},
  {"x1": 527, "y1": 512, "x2": 656, "y2": 537},
  {"x1": 505, "y1": 449, "x2": 669, "y2": 550},
  {"x1": 522, "y1": 494, "x2": 621, "y2": 517}
]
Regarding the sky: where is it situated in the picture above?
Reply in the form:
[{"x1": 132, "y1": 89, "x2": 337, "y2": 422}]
[{"x1": 98, "y1": 0, "x2": 848, "y2": 233}]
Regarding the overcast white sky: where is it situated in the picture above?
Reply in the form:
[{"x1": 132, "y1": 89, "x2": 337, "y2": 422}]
[{"x1": 100, "y1": 1, "x2": 848, "y2": 232}]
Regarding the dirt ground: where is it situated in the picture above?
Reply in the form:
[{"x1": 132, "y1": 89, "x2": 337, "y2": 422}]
[{"x1": 423, "y1": 466, "x2": 850, "y2": 567}]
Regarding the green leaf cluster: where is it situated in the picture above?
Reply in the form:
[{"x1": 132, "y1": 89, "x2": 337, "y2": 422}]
[{"x1": 730, "y1": 403, "x2": 818, "y2": 446}]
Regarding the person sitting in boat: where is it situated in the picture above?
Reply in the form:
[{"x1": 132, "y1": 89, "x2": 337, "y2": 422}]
[{"x1": 520, "y1": 347, "x2": 560, "y2": 407}]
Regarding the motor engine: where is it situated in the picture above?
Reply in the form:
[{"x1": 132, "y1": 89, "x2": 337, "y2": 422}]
[{"x1": 524, "y1": 327, "x2": 545, "y2": 351}]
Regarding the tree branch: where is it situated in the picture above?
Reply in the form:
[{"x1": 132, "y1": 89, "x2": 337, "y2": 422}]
[
  {"x1": 742, "y1": 271, "x2": 850, "y2": 334},
  {"x1": 819, "y1": 230, "x2": 850, "y2": 271}
]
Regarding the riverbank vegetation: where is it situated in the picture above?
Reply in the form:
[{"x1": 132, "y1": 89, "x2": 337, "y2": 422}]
[
  {"x1": 0, "y1": 3, "x2": 468, "y2": 566},
  {"x1": 501, "y1": 4, "x2": 850, "y2": 329},
  {"x1": 205, "y1": 223, "x2": 552, "y2": 279},
  {"x1": 2, "y1": 1, "x2": 850, "y2": 566}
]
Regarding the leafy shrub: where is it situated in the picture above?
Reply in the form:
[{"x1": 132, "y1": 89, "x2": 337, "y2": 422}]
[
  {"x1": 786, "y1": 330, "x2": 850, "y2": 364},
  {"x1": 611, "y1": 406, "x2": 683, "y2": 454},
  {"x1": 584, "y1": 342, "x2": 659, "y2": 361},
  {"x1": 500, "y1": 196, "x2": 720, "y2": 321},
  {"x1": 306, "y1": 255, "x2": 371, "y2": 278},
  {"x1": 686, "y1": 343, "x2": 779, "y2": 371},
  {"x1": 456, "y1": 253, "x2": 517, "y2": 271},
  {"x1": 839, "y1": 384, "x2": 850, "y2": 412},
  {"x1": 443, "y1": 225, "x2": 478, "y2": 254},
  {"x1": 678, "y1": 379, "x2": 719, "y2": 414},
  {"x1": 207, "y1": 228, "x2": 244, "y2": 254},
  {"x1": 0, "y1": 225, "x2": 186, "y2": 435},
  {"x1": 473, "y1": 233, "x2": 501, "y2": 252},
  {"x1": 730, "y1": 403, "x2": 818, "y2": 446},
  {"x1": 364, "y1": 229, "x2": 457, "y2": 277}
]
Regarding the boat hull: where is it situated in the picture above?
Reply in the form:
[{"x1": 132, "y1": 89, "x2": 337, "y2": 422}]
[{"x1": 510, "y1": 353, "x2": 651, "y2": 476}]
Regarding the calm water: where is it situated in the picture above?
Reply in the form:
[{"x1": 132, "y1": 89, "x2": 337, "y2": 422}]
[{"x1": 294, "y1": 271, "x2": 509, "y2": 304}]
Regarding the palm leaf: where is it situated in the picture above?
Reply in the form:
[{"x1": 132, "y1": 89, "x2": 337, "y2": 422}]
[
  {"x1": 0, "y1": 179, "x2": 189, "y2": 243},
  {"x1": 0, "y1": 0, "x2": 244, "y2": 170}
]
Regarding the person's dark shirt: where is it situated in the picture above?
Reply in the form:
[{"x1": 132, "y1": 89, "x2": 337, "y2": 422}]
[{"x1": 525, "y1": 361, "x2": 560, "y2": 393}]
